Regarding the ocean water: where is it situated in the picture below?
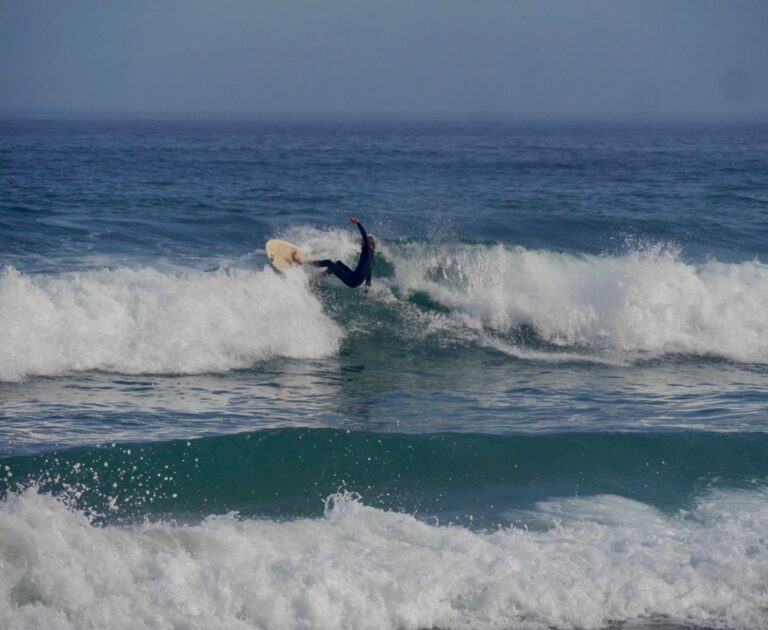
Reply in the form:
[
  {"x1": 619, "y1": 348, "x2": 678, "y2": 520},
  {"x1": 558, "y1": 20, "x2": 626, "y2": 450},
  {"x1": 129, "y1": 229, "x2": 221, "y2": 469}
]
[{"x1": 1, "y1": 119, "x2": 768, "y2": 629}]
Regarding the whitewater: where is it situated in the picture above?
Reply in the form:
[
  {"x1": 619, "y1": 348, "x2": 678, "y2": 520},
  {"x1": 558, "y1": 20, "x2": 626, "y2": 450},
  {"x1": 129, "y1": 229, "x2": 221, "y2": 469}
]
[
  {"x1": 1, "y1": 488, "x2": 766, "y2": 630},
  {"x1": 2, "y1": 241, "x2": 768, "y2": 383},
  {"x1": 0, "y1": 264, "x2": 341, "y2": 382}
]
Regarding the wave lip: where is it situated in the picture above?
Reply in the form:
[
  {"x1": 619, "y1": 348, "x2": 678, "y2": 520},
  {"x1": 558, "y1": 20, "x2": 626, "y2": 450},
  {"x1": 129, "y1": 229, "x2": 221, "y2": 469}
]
[
  {"x1": 390, "y1": 243, "x2": 768, "y2": 363},
  {"x1": 0, "y1": 265, "x2": 342, "y2": 382},
  {"x1": 1, "y1": 488, "x2": 767, "y2": 629}
]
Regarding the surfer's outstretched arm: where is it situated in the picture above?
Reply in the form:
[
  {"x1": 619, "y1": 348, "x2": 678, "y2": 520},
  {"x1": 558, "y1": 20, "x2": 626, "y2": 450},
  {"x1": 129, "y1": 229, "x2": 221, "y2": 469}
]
[
  {"x1": 350, "y1": 217, "x2": 372, "y2": 256},
  {"x1": 350, "y1": 217, "x2": 368, "y2": 242}
]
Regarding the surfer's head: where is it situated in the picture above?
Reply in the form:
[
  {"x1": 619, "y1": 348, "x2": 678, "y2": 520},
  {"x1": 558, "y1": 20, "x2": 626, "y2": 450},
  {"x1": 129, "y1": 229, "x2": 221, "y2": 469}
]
[{"x1": 368, "y1": 236, "x2": 376, "y2": 251}]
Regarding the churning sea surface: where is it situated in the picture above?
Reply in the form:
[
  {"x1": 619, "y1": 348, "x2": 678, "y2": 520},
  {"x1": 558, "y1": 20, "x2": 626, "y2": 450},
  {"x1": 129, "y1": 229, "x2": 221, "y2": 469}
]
[{"x1": 1, "y1": 119, "x2": 768, "y2": 630}]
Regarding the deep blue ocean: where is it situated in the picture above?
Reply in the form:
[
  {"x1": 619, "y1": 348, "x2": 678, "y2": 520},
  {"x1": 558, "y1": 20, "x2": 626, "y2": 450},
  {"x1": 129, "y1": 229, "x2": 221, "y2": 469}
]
[{"x1": 1, "y1": 119, "x2": 768, "y2": 629}]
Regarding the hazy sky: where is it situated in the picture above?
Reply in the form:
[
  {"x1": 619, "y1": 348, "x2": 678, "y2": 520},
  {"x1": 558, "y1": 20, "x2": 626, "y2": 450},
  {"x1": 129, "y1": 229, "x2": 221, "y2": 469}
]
[{"x1": 1, "y1": 0, "x2": 767, "y2": 119}]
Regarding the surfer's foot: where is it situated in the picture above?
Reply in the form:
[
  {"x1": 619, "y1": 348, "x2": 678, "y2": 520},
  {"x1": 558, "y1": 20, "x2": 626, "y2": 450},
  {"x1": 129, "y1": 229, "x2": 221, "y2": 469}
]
[{"x1": 292, "y1": 251, "x2": 302, "y2": 264}]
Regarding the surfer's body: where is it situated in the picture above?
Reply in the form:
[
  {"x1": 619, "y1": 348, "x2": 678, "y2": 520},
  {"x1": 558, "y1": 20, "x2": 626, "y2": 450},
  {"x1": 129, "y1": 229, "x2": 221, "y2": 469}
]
[{"x1": 295, "y1": 218, "x2": 375, "y2": 288}]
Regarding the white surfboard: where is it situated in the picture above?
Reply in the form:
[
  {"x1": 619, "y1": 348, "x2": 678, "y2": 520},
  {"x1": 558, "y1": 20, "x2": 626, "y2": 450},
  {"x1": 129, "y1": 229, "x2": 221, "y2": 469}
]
[{"x1": 266, "y1": 239, "x2": 305, "y2": 272}]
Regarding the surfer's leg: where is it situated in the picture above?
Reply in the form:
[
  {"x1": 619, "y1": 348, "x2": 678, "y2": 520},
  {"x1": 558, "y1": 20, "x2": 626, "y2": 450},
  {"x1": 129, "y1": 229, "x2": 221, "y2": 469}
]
[
  {"x1": 310, "y1": 259, "x2": 334, "y2": 271},
  {"x1": 310, "y1": 260, "x2": 356, "y2": 287}
]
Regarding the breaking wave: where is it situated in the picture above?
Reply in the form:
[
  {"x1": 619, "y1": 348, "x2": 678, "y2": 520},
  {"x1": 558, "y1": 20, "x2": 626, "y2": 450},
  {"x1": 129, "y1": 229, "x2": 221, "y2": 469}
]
[
  {"x1": 3, "y1": 235, "x2": 768, "y2": 381},
  {"x1": 0, "y1": 265, "x2": 341, "y2": 382},
  {"x1": 388, "y1": 241, "x2": 768, "y2": 363},
  {"x1": 1, "y1": 487, "x2": 766, "y2": 629}
]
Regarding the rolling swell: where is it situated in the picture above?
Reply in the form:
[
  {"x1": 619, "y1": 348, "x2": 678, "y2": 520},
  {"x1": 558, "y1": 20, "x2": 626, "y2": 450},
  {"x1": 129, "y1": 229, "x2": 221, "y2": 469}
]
[{"x1": 3, "y1": 428, "x2": 768, "y2": 525}]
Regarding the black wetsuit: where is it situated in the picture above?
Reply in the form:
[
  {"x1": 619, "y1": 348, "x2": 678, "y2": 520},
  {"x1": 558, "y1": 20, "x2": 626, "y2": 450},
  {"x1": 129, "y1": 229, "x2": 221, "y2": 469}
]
[{"x1": 311, "y1": 222, "x2": 374, "y2": 288}]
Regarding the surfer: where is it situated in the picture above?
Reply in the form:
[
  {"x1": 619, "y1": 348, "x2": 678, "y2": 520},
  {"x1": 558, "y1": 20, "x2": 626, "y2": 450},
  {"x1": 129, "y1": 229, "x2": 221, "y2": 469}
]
[{"x1": 293, "y1": 218, "x2": 376, "y2": 288}]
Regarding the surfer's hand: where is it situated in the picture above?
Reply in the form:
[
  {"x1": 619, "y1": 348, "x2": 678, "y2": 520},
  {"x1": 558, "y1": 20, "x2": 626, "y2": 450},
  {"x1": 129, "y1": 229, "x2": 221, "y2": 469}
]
[
  {"x1": 291, "y1": 250, "x2": 302, "y2": 264},
  {"x1": 349, "y1": 217, "x2": 359, "y2": 225}
]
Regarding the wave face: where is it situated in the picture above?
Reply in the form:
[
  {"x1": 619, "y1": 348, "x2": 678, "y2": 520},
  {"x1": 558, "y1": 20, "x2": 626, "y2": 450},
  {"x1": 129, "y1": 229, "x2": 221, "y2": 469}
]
[
  {"x1": 3, "y1": 429, "x2": 767, "y2": 523},
  {"x1": 0, "y1": 265, "x2": 341, "y2": 381},
  {"x1": 388, "y1": 242, "x2": 768, "y2": 363},
  {"x1": 1, "y1": 487, "x2": 767, "y2": 629}
]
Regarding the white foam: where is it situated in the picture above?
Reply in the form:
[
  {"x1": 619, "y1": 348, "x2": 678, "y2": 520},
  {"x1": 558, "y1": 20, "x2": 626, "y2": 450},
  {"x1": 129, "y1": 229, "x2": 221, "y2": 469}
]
[
  {"x1": 0, "y1": 265, "x2": 342, "y2": 382},
  {"x1": 0, "y1": 488, "x2": 766, "y2": 629},
  {"x1": 480, "y1": 334, "x2": 630, "y2": 366},
  {"x1": 390, "y1": 243, "x2": 768, "y2": 363}
]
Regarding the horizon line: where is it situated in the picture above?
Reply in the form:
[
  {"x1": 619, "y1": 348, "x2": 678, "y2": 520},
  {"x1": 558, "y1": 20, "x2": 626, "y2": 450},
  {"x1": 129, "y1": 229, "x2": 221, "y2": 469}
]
[{"x1": 1, "y1": 108, "x2": 767, "y2": 125}]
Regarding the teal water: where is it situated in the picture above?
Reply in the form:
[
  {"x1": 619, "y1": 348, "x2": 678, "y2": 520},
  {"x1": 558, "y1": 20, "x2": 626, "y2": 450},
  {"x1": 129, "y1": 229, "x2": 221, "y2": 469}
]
[{"x1": 4, "y1": 429, "x2": 768, "y2": 527}]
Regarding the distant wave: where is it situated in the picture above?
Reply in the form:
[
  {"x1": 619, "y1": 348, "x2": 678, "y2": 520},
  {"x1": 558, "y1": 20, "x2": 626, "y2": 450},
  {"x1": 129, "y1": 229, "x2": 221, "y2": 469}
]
[
  {"x1": 387, "y1": 241, "x2": 768, "y2": 363},
  {"x1": 1, "y1": 485, "x2": 766, "y2": 629},
  {"x1": 0, "y1": 265, "x2": 341, "y2": 381}
]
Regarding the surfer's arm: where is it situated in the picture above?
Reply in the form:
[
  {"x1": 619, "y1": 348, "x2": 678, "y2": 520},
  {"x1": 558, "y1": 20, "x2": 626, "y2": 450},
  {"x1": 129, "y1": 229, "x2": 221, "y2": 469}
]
[{"x1": 350, "y1": 217, "x2": 368, "y2": 241}]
